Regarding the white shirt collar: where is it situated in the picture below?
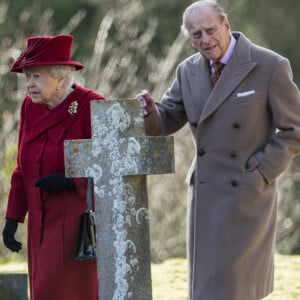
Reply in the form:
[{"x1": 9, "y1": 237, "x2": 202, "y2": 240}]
[{"x1": 210, "y1": 34, "x2": 237, "y2": 68}]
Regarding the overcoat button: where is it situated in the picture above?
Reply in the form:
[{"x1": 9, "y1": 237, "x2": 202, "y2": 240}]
[
  {"x1": 231, "y1": 180, "x2": 238, "y2": 187},
  {"x1": 191, "y1": 122, "x2": 197, "y2": 127},
  {"x1": 233, "y1": 123, "x2": 241, "y2": 128},
  {"x1": 198, "y1": 148, "x2": 206, "y2": 156},
  {"x1": 230, "y1": 150, "x2": 238, "y2": 158}
]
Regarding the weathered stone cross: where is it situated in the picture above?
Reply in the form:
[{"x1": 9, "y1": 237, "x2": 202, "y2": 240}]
[{"x1": 64, "y1": 99, "x2": 174, "y2": 300}]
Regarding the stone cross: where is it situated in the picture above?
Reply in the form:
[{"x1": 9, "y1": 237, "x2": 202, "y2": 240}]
[{"x1": 64, "y1": 99, "x2": 174, "y2": 300}]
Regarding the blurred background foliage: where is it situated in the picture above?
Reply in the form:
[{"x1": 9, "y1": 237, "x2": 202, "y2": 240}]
[{"x1": 0, "y1": 0, "x2": 299, "y2": 263}]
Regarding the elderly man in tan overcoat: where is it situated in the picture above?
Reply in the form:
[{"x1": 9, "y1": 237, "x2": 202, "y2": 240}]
[{"x1": 137, "y1": 1, "x2": 300, "y2": 300}]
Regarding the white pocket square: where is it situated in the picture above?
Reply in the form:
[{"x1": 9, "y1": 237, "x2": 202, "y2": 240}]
[{"x1": 237, "y1": 90, "x2": 255, "y2": 97}]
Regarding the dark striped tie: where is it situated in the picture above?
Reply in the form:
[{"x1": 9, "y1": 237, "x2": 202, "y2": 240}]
[{"x1": 211, "y1": 62, "x2": 225, "y2": 85}]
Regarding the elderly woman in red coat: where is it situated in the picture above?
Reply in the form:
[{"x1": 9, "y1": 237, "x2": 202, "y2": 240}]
[{"x1": 2, "y1": 34, "x2": 104, "y2": 300}]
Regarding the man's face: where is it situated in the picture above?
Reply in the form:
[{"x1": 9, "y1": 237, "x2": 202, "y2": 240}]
[{"x1": 186, "y1": 8, "x2": 231, "y2": 62}]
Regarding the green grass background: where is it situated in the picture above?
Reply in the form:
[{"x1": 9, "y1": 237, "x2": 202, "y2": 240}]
[
  {"x1": 151, "y1": 255, "x2": 300, "y2": 299},
  {"x1": 1, "y1": 254, "x2": 299, "y2": 299}
]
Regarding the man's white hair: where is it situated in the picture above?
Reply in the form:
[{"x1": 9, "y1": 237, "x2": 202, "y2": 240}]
[{"x1": 181, "y1": 0, "x2": 228, "y2": 36}]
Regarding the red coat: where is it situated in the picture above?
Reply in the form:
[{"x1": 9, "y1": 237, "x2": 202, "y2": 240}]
[{"x1": 5, "y1": 84, "x2": 104, "y2": 300}]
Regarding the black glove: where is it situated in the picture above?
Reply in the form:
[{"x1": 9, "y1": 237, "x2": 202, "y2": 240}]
[
  {"x1": 34, "y1": 172, "x2": 75, "y2": 193},
  {"x1": 3, "y1": 218, "x2": 22, "y2": 252}
]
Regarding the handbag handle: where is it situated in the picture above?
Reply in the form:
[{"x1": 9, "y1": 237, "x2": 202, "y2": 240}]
[{"x1": 87, "y1": 177, "x2": 92, "y2": 211}]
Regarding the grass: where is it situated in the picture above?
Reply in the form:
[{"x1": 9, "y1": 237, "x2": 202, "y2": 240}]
[
  {"x1": 151, "y1": 254, "x2": 300, "y2": 300},
  {"x1": 1, "y1": 254, "x2": 299, "y2": 299}
]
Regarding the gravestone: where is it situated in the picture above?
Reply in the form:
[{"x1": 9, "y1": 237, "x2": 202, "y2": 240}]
[{"x1": 64, "y1": 99, "x2": 174, "y2": 300}]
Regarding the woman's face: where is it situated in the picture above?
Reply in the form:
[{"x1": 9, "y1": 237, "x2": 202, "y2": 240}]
[{"x1": 24, "y1": 66, "x2": 63, "y2": 109}]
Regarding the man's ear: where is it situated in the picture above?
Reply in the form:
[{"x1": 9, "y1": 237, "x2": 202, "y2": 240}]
[
  {"x1": 189, "y1": 37, "x2": 196, "y2": 49},
  {"x1": 224, "y1": 18, "x2": 231, "y2": 32}
]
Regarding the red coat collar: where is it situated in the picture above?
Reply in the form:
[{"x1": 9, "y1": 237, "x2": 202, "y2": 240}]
[{"x1": 23, "y1": 84, "x2": 102, "y2": 143}]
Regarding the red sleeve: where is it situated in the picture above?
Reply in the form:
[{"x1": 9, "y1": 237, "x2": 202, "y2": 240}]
[{"x1": 5, "y1": 98, "x2": 29, "y2": 222}]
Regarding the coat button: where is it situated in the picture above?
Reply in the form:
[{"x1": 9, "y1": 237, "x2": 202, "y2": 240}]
[
  {"x1": 191, "y1": 122, "x2": 197, "y2": 127},
  {"x1": 198, "y1": 148, "x2": 206, "y2": 156},
  {"x1": 233, "y1": 122, "x2": 241, "y2": 129},
  {"x1": 230, "y1": 150, "x2": 238, "y2": 158},
  {"x1": 231, "y1": 180, "x2": 238, "y2": 187}
]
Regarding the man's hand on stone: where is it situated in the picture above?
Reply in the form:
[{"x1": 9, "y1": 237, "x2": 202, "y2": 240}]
[{"x1": 136, "y1": 89, "x2": 155, "y2": 116}]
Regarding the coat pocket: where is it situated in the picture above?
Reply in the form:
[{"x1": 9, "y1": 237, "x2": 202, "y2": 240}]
[
  {"x1": 245, "y1": 155, "x2": 259, "y2": 172},
  {"x1": 234, "y1": 90, "x2": 260, "y2": 104},
  {"x1": 245, "y1": 156, "x2": 268, "y2": 184}
]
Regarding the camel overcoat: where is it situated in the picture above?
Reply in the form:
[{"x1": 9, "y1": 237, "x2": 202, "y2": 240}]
[
  {"x1": 5, "y1": 84, "x2": 104, "y2": 300},
  {"x1": 145, "y1": 32, "x2": 300, "y2": 300}
]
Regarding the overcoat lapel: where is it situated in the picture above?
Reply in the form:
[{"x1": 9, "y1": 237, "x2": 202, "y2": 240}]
[
  {"x1": 199, "y1": 33, "x2": 257, "y2": 123},
  {"x1": 188, "y1": 55, "x2": 213, "y2": 113}
]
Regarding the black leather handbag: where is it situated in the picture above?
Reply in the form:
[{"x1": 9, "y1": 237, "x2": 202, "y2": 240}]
[{"x1": 74, "y1": 177, "x2": 97, "y2": 260}]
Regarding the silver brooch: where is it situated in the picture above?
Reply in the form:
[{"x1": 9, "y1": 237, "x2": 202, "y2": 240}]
[{"x1": 68, "y1": 101, "x2": 78, "y2": 115}]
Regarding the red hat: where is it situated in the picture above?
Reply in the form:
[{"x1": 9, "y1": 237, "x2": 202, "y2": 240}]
[{"x1": 10, "y1": 34, "x2": 84, "y2": 73}]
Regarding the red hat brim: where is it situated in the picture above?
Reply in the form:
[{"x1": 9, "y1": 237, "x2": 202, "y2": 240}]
[{"x1": 10, "y1": 60, "x2": 84, "y2": 73}]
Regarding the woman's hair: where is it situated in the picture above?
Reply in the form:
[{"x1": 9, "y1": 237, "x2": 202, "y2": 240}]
[
  {"x1": 22, "y1": 64, "x2": 76, "y2": 88},
  {"x1": 181, "y1": 0, "x2": 228, "y2": 37},
  {"x1": 48, "y1": 65, "x2": 76, "y2": 77},
  {"x1": 49, "y1": 65, "x2": 76, "y2": 87}
]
